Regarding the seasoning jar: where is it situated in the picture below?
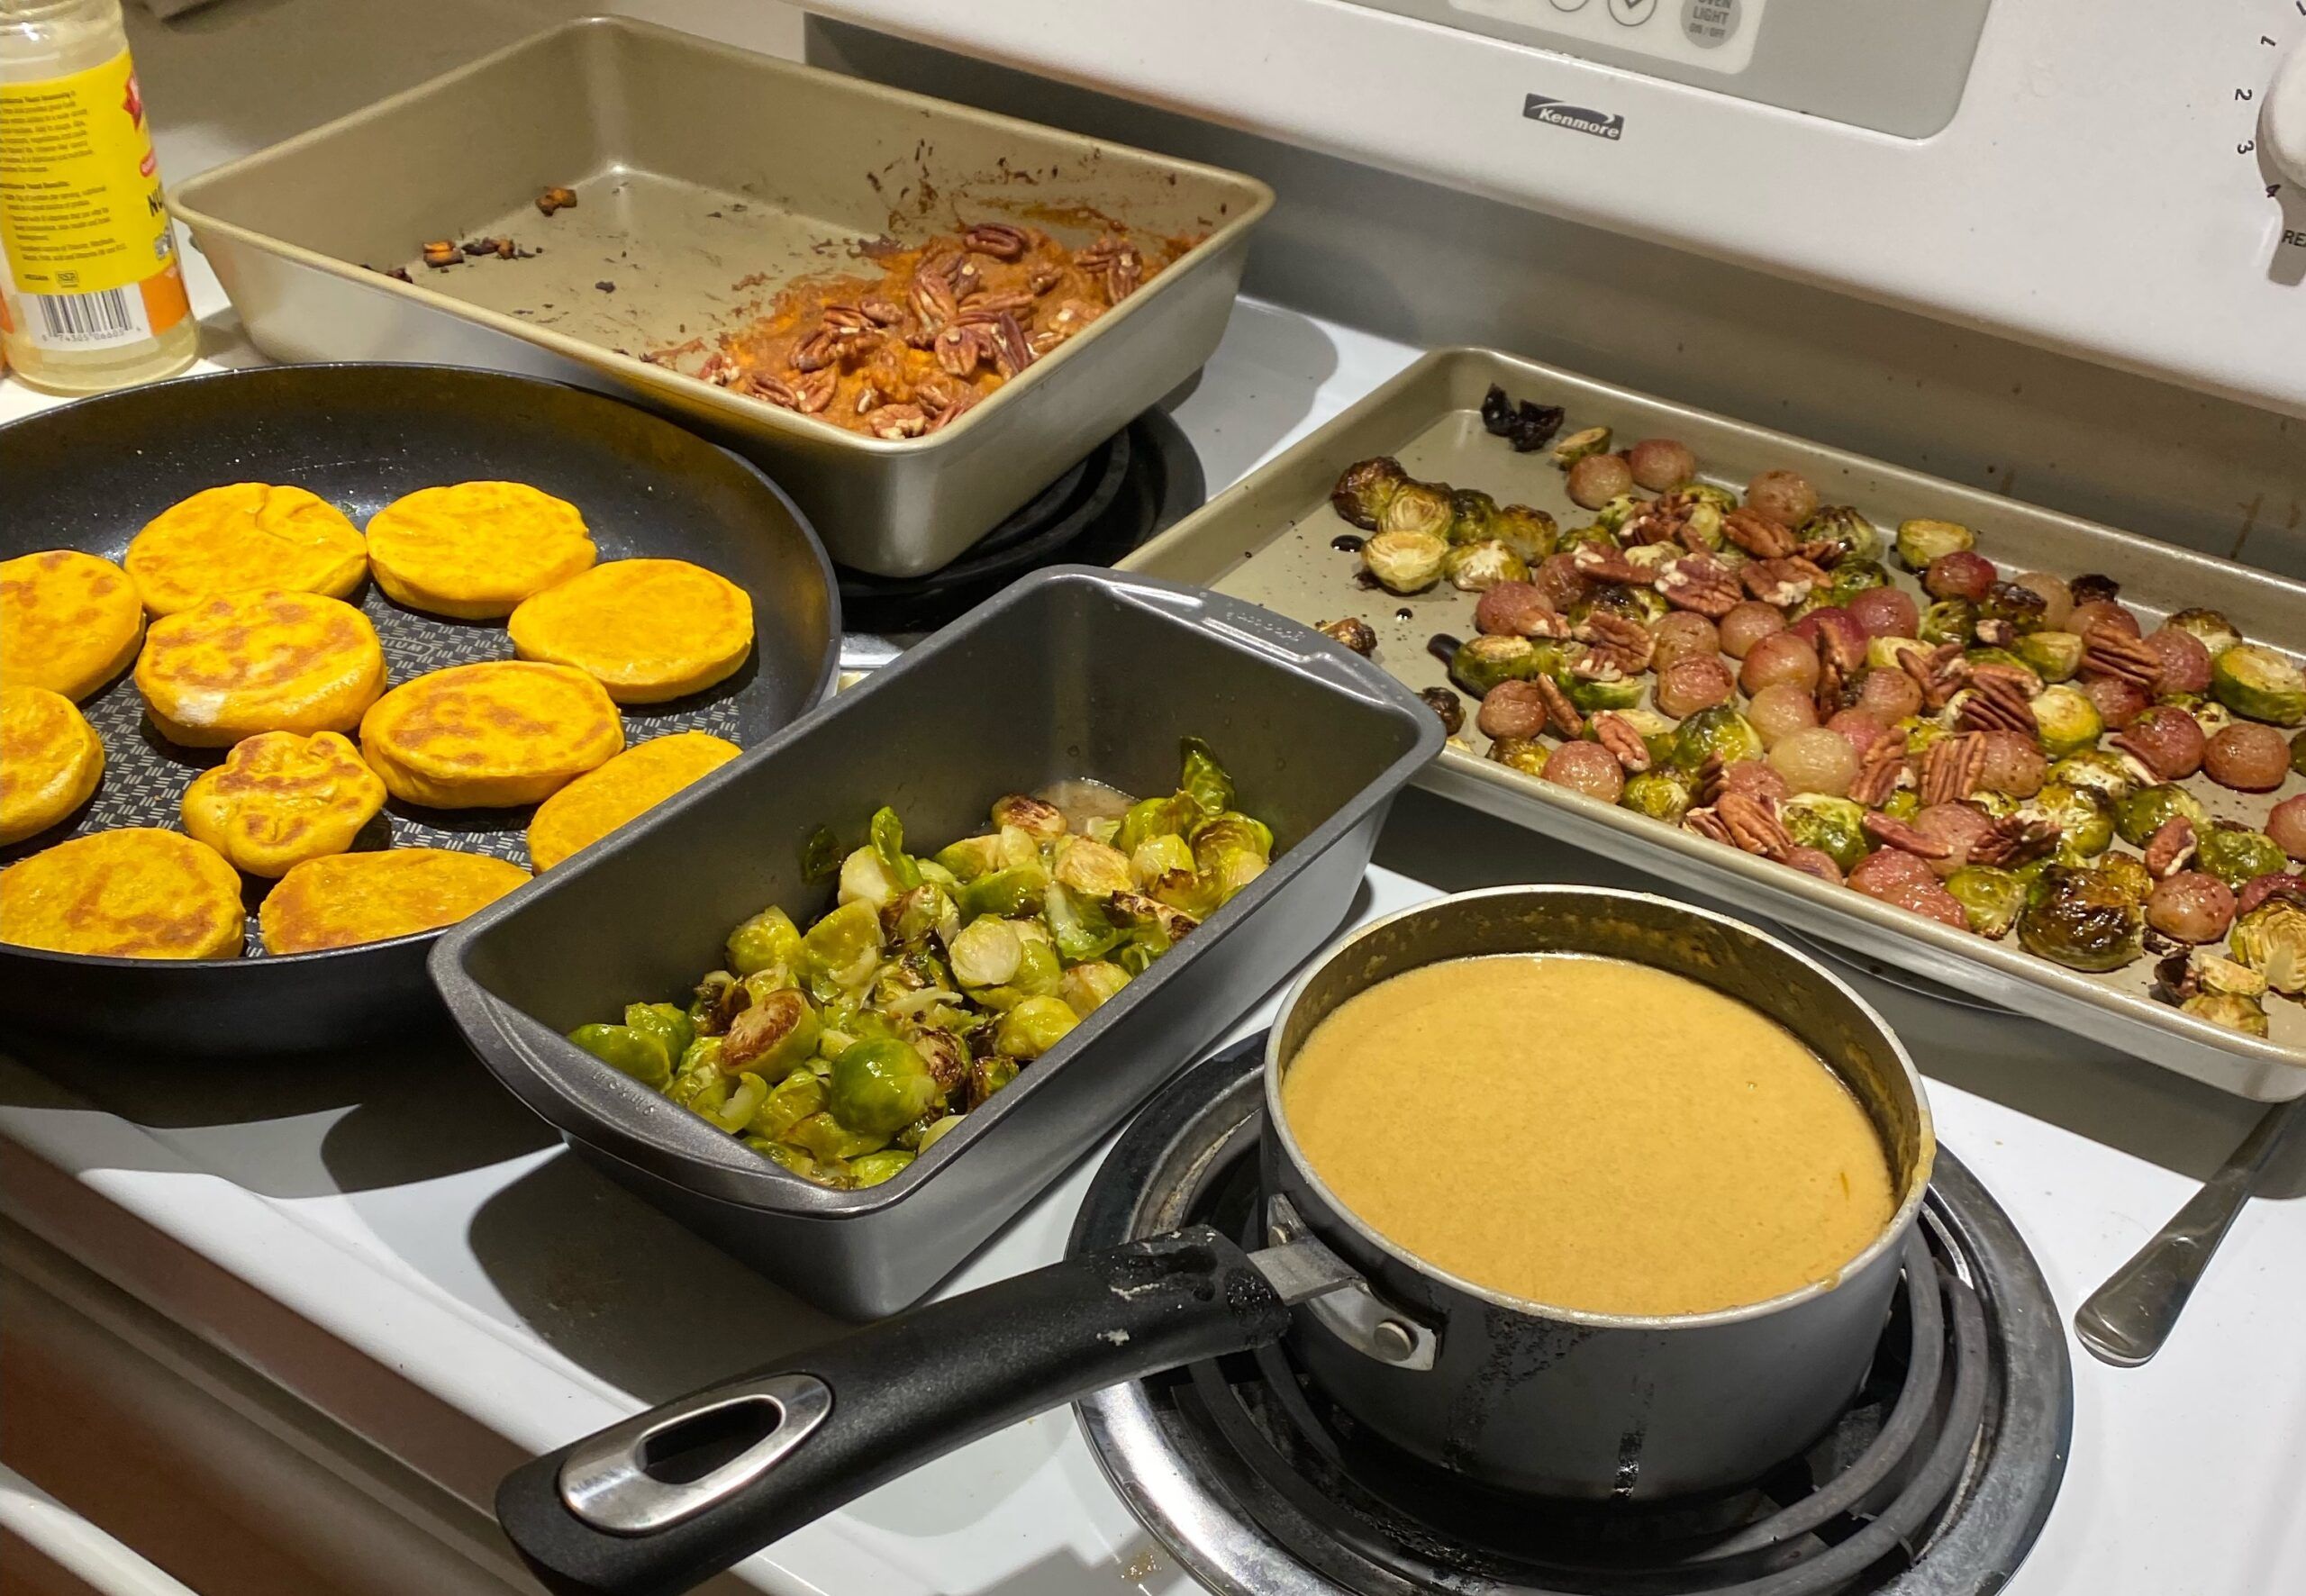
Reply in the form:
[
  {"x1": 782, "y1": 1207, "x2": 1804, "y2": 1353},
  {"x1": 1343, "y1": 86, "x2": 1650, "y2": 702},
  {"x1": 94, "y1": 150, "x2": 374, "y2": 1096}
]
[{"x1": 0, "y1": 0, "x2": 195, "y2": 393}]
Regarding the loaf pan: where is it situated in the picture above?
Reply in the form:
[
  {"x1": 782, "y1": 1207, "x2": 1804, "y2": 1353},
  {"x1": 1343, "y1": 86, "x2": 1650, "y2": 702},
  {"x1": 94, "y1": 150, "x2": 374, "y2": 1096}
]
[
  {"x1": 168, "y1": 15, "x2": 1272, "y2": 579},
  {"x1": 429, "y1": 567, "x2": 1440, "y2": 1318},
  {"x1": 1121, "y1": 348, "x2": 2306, "y2": 1101}
]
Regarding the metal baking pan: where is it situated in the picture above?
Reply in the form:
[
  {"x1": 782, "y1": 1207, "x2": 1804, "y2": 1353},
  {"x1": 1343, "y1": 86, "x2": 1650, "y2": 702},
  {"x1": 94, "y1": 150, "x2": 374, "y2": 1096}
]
[
  {"x1": 430, "y1": 567, "x2": 1440, "y2": 1319},
  {"x1": 0, "y1": 363, "x2": 838, "y2": 1058},
  {"x1": 168, "y1": 14, "x2": 1273, "y2": 579},
  {"x1": 1121, "y1": 348, "x2": 2306, "y2": 1101}
]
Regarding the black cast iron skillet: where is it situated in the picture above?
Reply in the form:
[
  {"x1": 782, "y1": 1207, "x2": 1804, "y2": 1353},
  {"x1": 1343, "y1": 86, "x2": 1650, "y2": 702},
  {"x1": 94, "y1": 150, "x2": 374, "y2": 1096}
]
[
  {"x1": 495, "y1": 888, "x2": 1936, "y2": 1596},
  {"x1": 0, "y1": 363, "x2": 839, "y2": 1056}
]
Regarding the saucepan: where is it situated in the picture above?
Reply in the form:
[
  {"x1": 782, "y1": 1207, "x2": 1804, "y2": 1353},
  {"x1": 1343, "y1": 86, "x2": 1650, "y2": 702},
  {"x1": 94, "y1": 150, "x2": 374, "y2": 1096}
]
[{"x1": 495, "y1": 886, "x2": 1936, "y2": 1596}]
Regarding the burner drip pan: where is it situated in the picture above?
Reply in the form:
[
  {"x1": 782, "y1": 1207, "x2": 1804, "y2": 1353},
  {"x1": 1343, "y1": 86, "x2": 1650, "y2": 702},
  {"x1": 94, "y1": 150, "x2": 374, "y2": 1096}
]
[{"x1": 1073, "y1": 1036, "x2": 2072, "y2": 1596}]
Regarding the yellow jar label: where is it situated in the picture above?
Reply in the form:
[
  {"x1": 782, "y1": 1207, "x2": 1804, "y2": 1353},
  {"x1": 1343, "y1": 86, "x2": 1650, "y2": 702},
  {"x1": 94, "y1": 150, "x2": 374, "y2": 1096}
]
[{"x1": 0, "y1": 49, "x2": 187, "y2": 350}]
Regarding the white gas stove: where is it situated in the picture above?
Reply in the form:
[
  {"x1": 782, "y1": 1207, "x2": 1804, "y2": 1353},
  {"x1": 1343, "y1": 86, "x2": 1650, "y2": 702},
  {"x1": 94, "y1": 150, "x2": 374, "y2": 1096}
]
[{"x1": 4, "y1": 5, "x2": 2305, "y2": 1594}]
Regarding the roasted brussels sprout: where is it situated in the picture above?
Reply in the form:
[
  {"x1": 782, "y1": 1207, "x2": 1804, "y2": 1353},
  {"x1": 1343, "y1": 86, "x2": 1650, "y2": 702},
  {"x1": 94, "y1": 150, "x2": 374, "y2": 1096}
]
[
  {"x1": 1330, "y1": 456, "x2": 1407, "y2": 530},
  {"x1": 1488, "y1": 737, "x2": 1549, "y2": 779},
  {"x1": 2180, "y1": 991, "x2": 2271, "y2": 1037},
  {"x1": 2112, "y1": 783, "x2": 2209, "y2": 848},
  {"x1": 749, "y1": 1067, "x2": 828, "y2": 1142},
  {"x1": 1113, "y1": 793, "x2": 1202, "y2": 857},
  {"x1": 1058, "y1": 960, "x2": 1130, "y2": 1017},
  {"x1": 1919, "y1": 600, "x2": 1976, "y2": 648},
  {"x1": 2229, "y1": 900, "x2": 2306, "y2": 994},
  {"x1": 958, "y1": 861, "x2": 1049, "y2": 920},
  {"x1": 1977, "y1": 581, "x2": 2048, "y2": 639},
  {"x1": 1783, "y1": 794, "x2": 1872, "y2": 874},
  {"x1": 1672, "y1": 706, "x2": 1766, "y2": 772},
  {"x1": 827, "y1": 1038, "x2": 943, "y2": 1137},
  {"x1": 1450, "y1": 634, "x2": 1546, "y2": 696},
  {"x1": 1492, "y1": 504, "x2": 1559, "y2": 564},
  {"x1": 1377, "y1": 480, "x2": 1453, "y2": 540},
  {"x1": 727, "y1": 906, "x2": 803, "y2": 982},
  {"x1": 995, "y1": 994, "x2": 1079, "y2": 1059},
  {"x1": 849, "y1": 1149, "x2": 914, "y2": 1187},
  {"x1": 2020, "y1": 783, "x2": 2113, "y2": 860},
  {"x1": 1448, "y1": 487, "x2": 1503, "y2": 545},
  {"x1": 2031, "y1": 684, "x2": 2105, "y2": 759},
  {"x1": 567, "y1": 1023, "x2": 673, "y2": 1087},
  {"x1": 1362, "y1": 529, "x2": 1449, "y2": 594},
  {"x1": 1592, "y1": 492, "x2": 1645, "y2": 534},
  {"x1": 2195, "y1": 827, "x2": 2289, "y2": 891},
  {"x1": 1569, "y1": 676, "x2": 1646, "y2": 714},
  {"x1": 1621, "y1": 770, "x2": 1693, "y2": 823},
  {"x1": 2015, "y1": 630, "x2": 2084, "y2": 684},
  {"x1": 2295, "y1": 729, "x2": 2306, "y2": 778},
  {"x1": 622, "y1": 1002, "x2": 695, "y2": 1066},
  {"x1": 1802, "y1": 506, "x2": 1881, "y2": 565},
  {"x1": 1444, "y1": 539, "x2": 1530, "y2": 592},
  {"x1": 1317, "y1": 616, "x2": 1378, "y2": 656},
  {"x1": 2018, "y1": 868, "x2": 2146, "y2": 971},
  {"x1": 2164, "y1": 607, "x2": 2243, "y2": 659},
  {"x1": 1551, "y1": 425, "x2": 1612, "y2": 466},
  {"x1": 949, "y1": 916, "x2": 1024, "y2": 988},
  {"x1": 2210, "y1": 643, "x2": 2306, "y2": 726},
  {"x1": 1947, "y1": 866, "x2": 2029, "y2": 939},
  {"x1": 722, "y1": 988, "x2": 820, "y2": 1076},
  {"x1": 1823, "y1": 560, "x2": 1891, "y2": 608},
  {"x1": 2047, "y1": 748, "x2": 2139, "y2": 803},
  {"x1": 1051, "y1": 835, "x2": 1134, "y2": 899},
  {"x1": 1894, "y1": 518, "x2": 1977, "y2": 573},
  {"x1": 2098, "y1": 852, "x2": 2155, "y2": 905}
]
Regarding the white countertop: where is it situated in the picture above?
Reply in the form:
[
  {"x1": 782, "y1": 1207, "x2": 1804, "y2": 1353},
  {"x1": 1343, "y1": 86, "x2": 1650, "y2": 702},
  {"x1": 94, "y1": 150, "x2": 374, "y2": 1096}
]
[{"x1": 7, "y1": 271, "x2": 2306, "y2": 1593}]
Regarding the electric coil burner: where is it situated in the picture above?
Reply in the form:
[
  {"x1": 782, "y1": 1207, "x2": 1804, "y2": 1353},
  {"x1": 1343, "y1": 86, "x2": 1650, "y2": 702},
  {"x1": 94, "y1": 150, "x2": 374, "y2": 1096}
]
[
  {"x1": 1075, "y1": 1035, "x2": 2073, "y2": 1596},
  {"x1": 838, "y1": 409, "x2": 1204, "y2": 662}
]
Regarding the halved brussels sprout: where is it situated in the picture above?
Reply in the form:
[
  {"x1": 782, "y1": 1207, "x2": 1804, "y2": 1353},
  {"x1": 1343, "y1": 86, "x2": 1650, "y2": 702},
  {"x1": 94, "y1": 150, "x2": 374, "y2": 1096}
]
[
  {"x1": 1569, "y1": 676, "x2": 1645, "y2": 714},
  {"x1": 1178, "y1": 738, "x2": 1236, "y2": 816},
  {"x1": 914, "y1": 1112, "x2": 967, "y2": 1155},
  {"x1": 1493, "y1": 504, "x2": 1559, "y2": 564},
  {"x1": 748, "y1": 1066, "x2": 828, "y2": 1142},
  {"x1": 2180, "y1": 991, "x2": 2271, "y2": 1037},
  {"x1": 1824, "y1": 559, "x2": 1891, "y2": 608},
  {"x1": 949, "y1": 916, "x2": 1023, "y2": 988},
  {"x1": 1487, "y1": 738, "x2": 1548, "y2": 778},
  {"x1": 1867, "y1": 636, "x2": 1932, "y2": 672},
  {"x1": 958, "y1": 861, "x2": 1050, "y2": 920},
  {"x1": 1672, "y1": 706, "x2": 1766, "y2": 772},
  {"x1": 1783, "y1": 794, "x2": 1872, "y2": 874},
  {"x1": 2018, "y1": 867, "x2": 2145, "y2": 971},
  {"x1": 849, "y1": 1149, "x2": 915, "y2": 1187},
  {"x1": 785, "y1": 1110, "x2": 889, "y2": 1164},
  {"x1": 1377, "y1": 480, "x2": 1454, "y2": 540},
  {"x1": 1947, "y1": 866, "x2": 2028, "y2": 940},
  {"x1": 722, "y1": 987, "x2": 821, "y2": 1076},
  {"x1": 882, "y1": 882, "x2": 960, "y2": 947},
  {"x1": 989, "y1": 793, "x2": 1066, "y2": 841},
  {"x1": 2015, "y1": 630, "x2": 2084, "y2": 684},
  {"x1": 1621, "y1": 770, "x2": 1693, "y2": 824},
  {"x1": 2229, "y1": 900, "x2": 2306, "y2": 995},
  {"x1": 1112, "y1": 793, "x2": 1201, "y2": 857},
  {"x1": 2031, "y1": 684, "x2": 2105, "y2": 758},
  {"x1": 933, "y1": 831, "x2": 1006, "y2": 882},
  {"x1": 828, "y1": 1037, "x2": 943, "y2": 1137},
  {"x1": 1450, "y1": 634, "x2": 1545, "y2": 696},
  {"x1": 1978, "y1": 582, "x2": 2047, "y2": 639},
  {"x1": 2097, "y1": 852, "x2": 2155, "y2": 906},
  {"x1": 1362, "y1": 528, "x2": 1448, "y2": 594},
  {"x1": 567, "y1": 1023, "x2": 672, "y2": 1088},
  {"x1": 2211, "y1": 643, "x2": 2306, "y2": 726},
  {"x1": 1895, "y1": 518, "x2": 1976, "y2": 573},
  {"x1": 995, "y1": 994, "x2": 1079, "y2": 1059},
  {"x1": 1444, "y1": 539, "x2": 1530, "y2": 593},
  {"x1": 1448, "y1": 487, "x2": 1502, "y2": 545},
  {"x1": 2020, "y1": 783, "x2": 2113, "y2": 860},
  {"x1": 727, "y1": 906, "x2": 803, "y2": 981},
  {"x1": 2047, "y1": 748, "x2": 2139, "y2": 803},
  {"x1": 1051, "y1": 835, "x2": 1133, "y2": 898},
  {"x1": 1919, "y1": 600, "x2": 1976, "y2": 647},
  {"x1": 1551, "y1": 425, "x2": 1611, "y2": 466},
  {"x1": 1129, "y1": 831, "x2": 1195, "y2": 889},
  {"x1": 1330, "y1": 456, "x2": 1407, "y2": 530},
  {"x1": 2195, "y1": 827, "x2": 2288, "y2": 891},
  {"x1": 800, "y1": 898, "x2": 885, "y2": 999},
  {"x1": 622, "y1": 1002, "x2": 695, "y2": 1068},
  {"x1": 2112, "y1": 783, "x2": 2209, "y2": 848},
  {"x1": 1043, "y1": 881, "x2": 1124, "y2": 964},
  {"x1": 1801, "y1": 506, "x2": 1881, "y2": 565},
  {"x1": 1058, "y1": 960, "x2": 1131, "y2": 1018},
  {"x1": 2165, "y1": 606, "x2": 2243, "y2": 659},
  {"x1": 1593, "y1": 494, "x2": 1645, "y2": 534}
]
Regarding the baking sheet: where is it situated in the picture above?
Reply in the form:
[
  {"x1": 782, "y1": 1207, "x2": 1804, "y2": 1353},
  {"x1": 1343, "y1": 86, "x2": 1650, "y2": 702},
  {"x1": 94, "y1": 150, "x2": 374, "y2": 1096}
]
[{"x1": 1122, "y1": 348, "x2": 2306, "y2": 1100}]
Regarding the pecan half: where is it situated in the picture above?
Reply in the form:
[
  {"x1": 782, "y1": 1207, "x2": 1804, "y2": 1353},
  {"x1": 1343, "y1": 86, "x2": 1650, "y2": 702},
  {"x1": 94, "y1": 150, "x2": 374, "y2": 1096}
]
[
  {"x1": 790, "y1": 367, "x2": 836, "y2": 413},
  {"x1": 1793, "y1": 537, "x2": 1847, "y2": 566},
  {"x1": 1966, "y1": 659, "x2": 2045, "y2": 698},
  {"x1": 2143, "y1": 816, "x2": 2198, "y2": 879},
  {"x1": 1813, "y1": 645, "x2": 1846, "y2": 721},
  {"x1": 865, "y1": 404, "x2": 929, "y2": 440},
  {"x1": 1655, "y1": 554, "x2": 1740, "y2": 617},
  {"x1": 1027, "y1": 262, "x2": 1064, "y2": 295},
  {"x1": 1076, "y1": 235, "x2": 1143, "y2": 302},
  {"x1": 791, "y1": 325, "x2": 844, "y2": 374},
  {"x1": 1695, "y1": 755, "x2": 1730, "y2": 807},
  {"x1": 1920, "y1": 732, "x2": 1988, "y2": 806},
  {"x1": 858, "y1": 295, "x2": 904, "y2": 326},
  {"x1": 924, "y1": 385, "x2": 978, "y2": 432},
  {"x1": 1717, "y1": 792, "x2": 1793, "y2": 860},
  {"x1": 963, "y1": 222, "x2": 1030, "y2": 259},
  {"x1": 821, "y1": 304, "x2": 879, "y2": 336},
  {"x1": 1686, "y1": 807, "x2": 1733, "y2": 847},
  {"x1": 1741, "y1": 557, "x2": 1821, "y2": 608},
  {"x1": 960, "y1": 288, "x2": 1038, "y2": 316},
  {"x1": 740, "y1": 373, "x2": 798, "y2": 408},
  {"x1": 1848, "y1": 739, "x2": 1911, "y2": 807},
  {"x1": 1619, "y1": 496, "x2": 1691, "y2": 547},
  {"x1": 2082, "y1": 621, "x2": 2161, "y2": 689},
  {"x1": 1722, "y1": 507, "x2": 1797, "y2": 558},
  {"x1": 988, "y1": 311, "x2": 1035, "y2": 377},
  {"x1": 934, "y1": 322, "x2": 988, "y2": 376},
  {"x1": 1957, "y1": 675, "x2": 2038, "y2": 737},
  {"x1": 1902, "y1": 642, "x2": 1966, "y2": 712},
  {"x1": 1970, "y1": 816, "x2": 2061, "y2": 867},
  {"x1": 1570, "y1": 543, "x2": 1643, "y2": 585},
  {"x1": 909, "y1": 271, "x2": 960, "y2": 329},
  {"x1": 1863, "y1": 812, "x2": 1955, "y2": 859},
  {"x1": 1534, "y1": 675, "x2": 1585, "y2": 739},
  {"x1": 1574, "y1": 612, "x2": 1656, "y2": 676},
  {"x1": 1593, "y1": 712, "x2": 1652, "y2": 773}
]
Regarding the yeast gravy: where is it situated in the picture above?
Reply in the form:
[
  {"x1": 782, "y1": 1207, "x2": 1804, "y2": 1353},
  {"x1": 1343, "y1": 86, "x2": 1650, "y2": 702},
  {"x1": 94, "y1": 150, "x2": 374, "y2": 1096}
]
[{"x1": 1280, "y1": 953, "x2": 1896, "y2": 1317}]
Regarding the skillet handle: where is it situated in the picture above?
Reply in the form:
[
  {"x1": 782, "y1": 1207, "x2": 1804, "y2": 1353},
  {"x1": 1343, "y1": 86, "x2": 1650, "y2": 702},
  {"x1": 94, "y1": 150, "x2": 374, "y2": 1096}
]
[{"x1": 495, "y1": 1225, "x2": 1292, "y2": 1596}]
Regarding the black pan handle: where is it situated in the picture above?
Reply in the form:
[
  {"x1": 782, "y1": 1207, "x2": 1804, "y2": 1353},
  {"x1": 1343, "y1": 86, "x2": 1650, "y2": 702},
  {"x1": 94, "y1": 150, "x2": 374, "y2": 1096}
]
[{"x1": 495, "y1": 1225, "x2": 1293, "y2": 1596}]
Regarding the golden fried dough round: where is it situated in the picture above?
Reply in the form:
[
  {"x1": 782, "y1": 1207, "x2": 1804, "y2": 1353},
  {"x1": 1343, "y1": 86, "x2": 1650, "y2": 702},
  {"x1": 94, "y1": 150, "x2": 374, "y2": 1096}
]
[
  {"x1": 125, "y1": 485, "x2": 368, "y2": 615},
  {"x1": 0, "y1": 829, "x2": 244, "y2": 960},
  {"x1": 527, "y1": 730, "x2": 740, "y2": 870},
  {"x1": 366, "y1": 482, "x2": 598, "y2": 620},
  {"x1": 180, "y1": 731, "x2": 389, "y2": 878},
  {"x1": 136, "y1": 589, "x2": 387, "y2": 748},
  {"x1": 0, "y1": 686, "x2": 104, "y2": 846},
  {"x1": 259, "y1": 848, "x2": 529, "y2": 954},
  {"x1": 359, "y1": 660, "x2": 624, "y2": 808},
  {"x1": 508, "y1": 558, "x2": 754, "y2": 703},
  {"x1": 0, "y1": 549, "x2": 145, "y2": 701}
]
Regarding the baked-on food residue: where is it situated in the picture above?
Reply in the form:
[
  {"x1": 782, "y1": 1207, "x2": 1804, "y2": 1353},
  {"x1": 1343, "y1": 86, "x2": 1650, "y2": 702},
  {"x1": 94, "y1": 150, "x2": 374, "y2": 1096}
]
[
  {"x1": 652, "y1": 222, "x2": 1197, "y2": 439},
  {"x1": 1281, "y1": 953, "x2": 1897, "y2": 1317}
]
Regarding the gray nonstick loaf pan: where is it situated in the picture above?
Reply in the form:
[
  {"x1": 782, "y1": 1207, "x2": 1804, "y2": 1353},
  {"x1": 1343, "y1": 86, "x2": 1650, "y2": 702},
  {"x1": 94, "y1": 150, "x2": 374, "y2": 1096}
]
[
  {"x1": 168, "y1": 15, "x2": 1272, "y2": 578},
  {"x1": 429, "y1": 567, "x2": 1440, "y2": 1319}
]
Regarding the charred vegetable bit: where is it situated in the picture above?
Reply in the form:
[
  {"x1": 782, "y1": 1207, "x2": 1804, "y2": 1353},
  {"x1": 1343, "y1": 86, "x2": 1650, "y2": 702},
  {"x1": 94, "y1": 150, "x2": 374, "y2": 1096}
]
[
  {"x1": 1322, "y1": 409, "x2": 2306, "y2": 1038},
  {"x1": 569, "y1": 741, "x2": 1273, "y2": 1188}
]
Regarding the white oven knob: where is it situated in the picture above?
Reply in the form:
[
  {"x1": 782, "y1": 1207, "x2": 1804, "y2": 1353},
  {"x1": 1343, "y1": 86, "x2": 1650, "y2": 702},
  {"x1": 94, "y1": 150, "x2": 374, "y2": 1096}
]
[{"x1": 2269, "y1": 37, "x2": 2306, "y2": 186}]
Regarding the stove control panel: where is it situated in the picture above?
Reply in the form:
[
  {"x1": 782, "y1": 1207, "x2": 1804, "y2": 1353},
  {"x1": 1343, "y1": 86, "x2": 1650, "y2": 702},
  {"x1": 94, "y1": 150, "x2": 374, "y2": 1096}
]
[{"x1": 1352, "y1": 0, "x2": 1991, "y2": 137}]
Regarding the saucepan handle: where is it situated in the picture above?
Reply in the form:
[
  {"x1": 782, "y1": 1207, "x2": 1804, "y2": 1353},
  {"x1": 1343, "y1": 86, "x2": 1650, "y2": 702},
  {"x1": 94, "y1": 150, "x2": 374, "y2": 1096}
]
[{"x1": 495, "y1": 1225, "x2": 1293, "y2": 1596}]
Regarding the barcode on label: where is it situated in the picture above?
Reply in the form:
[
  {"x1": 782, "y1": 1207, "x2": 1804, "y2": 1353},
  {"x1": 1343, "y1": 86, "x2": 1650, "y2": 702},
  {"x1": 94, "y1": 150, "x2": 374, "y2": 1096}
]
[{"x1": 28, "y1": 287, "x2": 141, "y2": 346}]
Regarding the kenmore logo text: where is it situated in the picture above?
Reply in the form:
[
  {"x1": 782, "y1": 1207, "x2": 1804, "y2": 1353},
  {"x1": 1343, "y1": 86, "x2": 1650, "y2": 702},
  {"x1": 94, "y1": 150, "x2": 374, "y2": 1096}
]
[{"x1": 1522, "y1": 95, "x2": 1624, "y2": 141}]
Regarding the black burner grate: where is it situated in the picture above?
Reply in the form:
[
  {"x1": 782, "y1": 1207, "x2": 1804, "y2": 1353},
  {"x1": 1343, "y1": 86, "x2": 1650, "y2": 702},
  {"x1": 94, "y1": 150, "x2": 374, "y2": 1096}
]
[{"x1": 1073, "y1": 1035, "x2": 2071, "y2": 1596}]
